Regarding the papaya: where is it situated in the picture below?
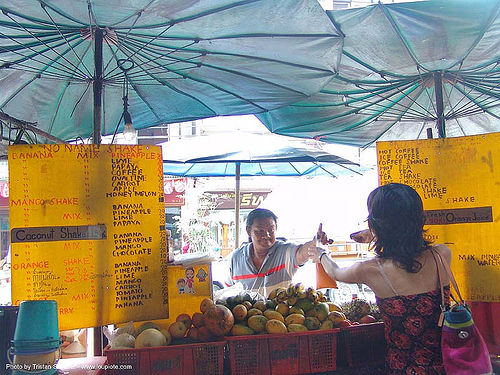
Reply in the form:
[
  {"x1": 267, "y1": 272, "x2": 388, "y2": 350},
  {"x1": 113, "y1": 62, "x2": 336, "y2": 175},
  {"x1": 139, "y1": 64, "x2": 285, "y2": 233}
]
[
  {"x1": 288, "y1": 324, "x2": 308, "y2": 333},
  {"x1": 265, "y1": 319, "x2": 287, "y2": 334},
  {"x1": 231, "y1": 324, "x2": 255, "y2": 336},
  {"x1": 263, "y1": 310, "x2": 285, "y2": 323},
  {"x1": 285, "y1": 313, "x2": 305, "y2": 326},
  {"x1": 247, "y1": 315, "x2": 268, "y2": 333}
]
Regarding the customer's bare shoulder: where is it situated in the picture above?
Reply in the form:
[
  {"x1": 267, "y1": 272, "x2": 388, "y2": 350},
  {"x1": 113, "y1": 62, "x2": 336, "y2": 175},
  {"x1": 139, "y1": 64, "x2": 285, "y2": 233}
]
[{"x1": 431, "y1": 243, "x2": 451, "y2": 263}]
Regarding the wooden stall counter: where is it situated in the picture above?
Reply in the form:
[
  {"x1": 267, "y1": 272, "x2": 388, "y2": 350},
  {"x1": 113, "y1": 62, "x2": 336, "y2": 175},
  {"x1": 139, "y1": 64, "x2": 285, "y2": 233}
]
[{"x1": 56, "y1": 356, "x2": 108, "y2": 375}]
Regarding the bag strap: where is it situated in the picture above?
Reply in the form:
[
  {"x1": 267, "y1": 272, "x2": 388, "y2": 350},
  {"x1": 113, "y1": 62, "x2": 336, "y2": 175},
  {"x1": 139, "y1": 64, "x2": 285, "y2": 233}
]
[
  {"x1": 433, "y1": 249, "x2": 465, "y2": 305},
  {"x1": 430, "y1": 248, "x2": 446, "y2": 327}
]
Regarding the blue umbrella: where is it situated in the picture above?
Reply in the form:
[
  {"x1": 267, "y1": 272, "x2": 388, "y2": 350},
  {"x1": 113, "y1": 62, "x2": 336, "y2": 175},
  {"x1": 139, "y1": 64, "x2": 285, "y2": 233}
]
[{"x1": 161, "y1": 133, "x2": 363, "y2": 245}]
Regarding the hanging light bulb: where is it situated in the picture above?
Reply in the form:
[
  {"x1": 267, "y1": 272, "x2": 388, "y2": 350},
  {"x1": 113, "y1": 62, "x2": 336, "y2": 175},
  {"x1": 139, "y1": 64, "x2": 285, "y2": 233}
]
[{"x1": 122, "y1": 95, "x2": 136, "y2": 142}]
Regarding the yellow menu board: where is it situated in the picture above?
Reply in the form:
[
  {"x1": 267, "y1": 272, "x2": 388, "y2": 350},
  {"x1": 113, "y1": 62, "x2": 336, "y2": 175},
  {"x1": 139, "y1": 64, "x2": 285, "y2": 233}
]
[
  {"x1": 377, "y1": 134, "x2": 500, "y2": 302},
  {"x1": 8, "y1": 144, "x2": 168, "y2": 329}
]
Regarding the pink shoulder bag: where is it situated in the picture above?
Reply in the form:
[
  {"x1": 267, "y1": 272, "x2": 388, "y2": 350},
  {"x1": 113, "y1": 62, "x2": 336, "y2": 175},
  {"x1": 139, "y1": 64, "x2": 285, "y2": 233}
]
[{"x1": 432, "y1": 250, "x2": 492, "y2": 375}]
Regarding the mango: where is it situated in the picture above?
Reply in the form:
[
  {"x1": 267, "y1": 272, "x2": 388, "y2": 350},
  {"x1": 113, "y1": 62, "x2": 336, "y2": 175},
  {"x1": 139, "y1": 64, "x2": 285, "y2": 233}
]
[
  {"x1": 248, "y1": 315, "x2": 268, "y2": 333},
  {"x1": 253, "y1": 301, "x2": 267, "y2": 312},
  {"x1": 319, "y1": 320, "x2": 335, "y2": 330},
  {"x1": 247, "y1": 308, "x2": 263, "y2": 318},
  {"x1": 289, "y1": 306, "x2": 305, "y2": 316},
  {"x1": 243, "y1": 301, "x2": 253, "y2": 310},
  {"x1": 304, "y1": 317, "x2": 321, "y2": 330},
  {"x1": 285, "y1": 313, "x2": 305, "y2": 326},
  {"x1": 328, "y1": 311, "x2": 347, "y2": 325},
  {"x1": 264, "y1": 310, "x2": 285, "y2": 323},
  {"x1": 311, "y1": 303, "x2": 330, "y2": 322},
  {"x1": 288, "y1": 324, "x2": 308, "y2": 333},
  {"x1": 232, "y1": 304, "x2": 248, "y2": 322},
  {"x1": 231, "y1": 324, "x2": 255, "y2": 336},
  {"x1": 266, "y1": 319, "x2": 287, "y2": 334},
  {"x1": 266, "y1": 300, "x2": 278, "y2": 310},
  {"x1": 275, "y1": 303, "x2": 289, "y2": 317},
  {"x1": 294, "y1": 298, "x2": 314, "y2": 312},
  {"x1": 327, "y1": 302, "x2": 342, "y2": 312}
]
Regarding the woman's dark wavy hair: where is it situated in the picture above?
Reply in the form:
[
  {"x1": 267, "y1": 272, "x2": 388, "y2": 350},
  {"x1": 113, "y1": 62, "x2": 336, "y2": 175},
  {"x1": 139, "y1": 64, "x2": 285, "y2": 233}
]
[{"x1": 367, "y1": 183, "x2": 432, "y2": 273}]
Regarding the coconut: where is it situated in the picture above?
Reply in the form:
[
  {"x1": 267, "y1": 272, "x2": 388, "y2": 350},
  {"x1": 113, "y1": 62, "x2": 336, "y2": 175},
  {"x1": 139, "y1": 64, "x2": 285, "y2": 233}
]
[{"x1": 135, "y1": 328, "x2": 167, "y2": 348}]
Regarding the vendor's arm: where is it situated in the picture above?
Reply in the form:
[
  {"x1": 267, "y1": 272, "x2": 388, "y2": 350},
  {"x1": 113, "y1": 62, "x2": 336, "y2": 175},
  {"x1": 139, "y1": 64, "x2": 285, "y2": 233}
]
[{"x1": 308, "y1": 246, "x2": 364, "y2": 284}]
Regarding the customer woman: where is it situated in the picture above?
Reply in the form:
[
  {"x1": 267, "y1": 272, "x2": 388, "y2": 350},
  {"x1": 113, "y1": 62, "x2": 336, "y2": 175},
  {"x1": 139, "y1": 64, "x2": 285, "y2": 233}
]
[{"x1": 310, "y1": 183, "x2": 451, "y2": 374}]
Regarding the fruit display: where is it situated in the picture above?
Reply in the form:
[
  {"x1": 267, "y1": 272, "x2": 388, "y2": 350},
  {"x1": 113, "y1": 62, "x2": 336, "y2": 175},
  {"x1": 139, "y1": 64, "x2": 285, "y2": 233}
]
[
  {"x1": 226, "y1": 283, "x2": 356, "y2": 336},
  {"x1": 340, "y1": 299, "x2": 382, "y2": 325}
]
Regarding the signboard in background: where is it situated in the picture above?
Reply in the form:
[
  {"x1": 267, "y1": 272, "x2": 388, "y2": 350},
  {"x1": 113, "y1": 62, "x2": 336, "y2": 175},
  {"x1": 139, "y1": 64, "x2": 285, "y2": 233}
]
[
  {"x1": 8, "y1": 144, "x2": 168, "y2": 330},
  {"x1": 207, "y1": 190, "x2": 271, "y2": 210},
  {"x1": 0, "y1": 182, "x2": 8, "y2": 208},
  {"x1": 164, "y1": 177, "x2": 187, "y2": 206},
  {"x1": 377, "y1": 134, "x2": 500, "y2": 302}
]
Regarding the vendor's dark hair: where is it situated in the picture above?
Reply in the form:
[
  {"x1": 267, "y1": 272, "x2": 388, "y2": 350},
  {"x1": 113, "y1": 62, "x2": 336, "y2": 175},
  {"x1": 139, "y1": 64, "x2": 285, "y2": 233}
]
[
  {"x1": 367, "y1": 183, "x2": 431, "y2": 273},
  {"x1": 246, "y1": 208, "x2": 277, "y2": 228},
  {"x1": 246, "y1": 208, "x2": 278, "y2": 241}
]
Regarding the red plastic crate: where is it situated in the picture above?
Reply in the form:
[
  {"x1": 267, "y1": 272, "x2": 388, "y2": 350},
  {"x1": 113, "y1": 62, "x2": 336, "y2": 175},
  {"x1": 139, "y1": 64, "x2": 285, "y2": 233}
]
[
  {"x1": 226, "y1": 329, "x2": 339, "y2": 375},
  {"x1": 338, "y1": 322, "x2": 386, "y2": 368},
  {"x1": 104, "y1": 340, "x2": 225, "y2": 375}
]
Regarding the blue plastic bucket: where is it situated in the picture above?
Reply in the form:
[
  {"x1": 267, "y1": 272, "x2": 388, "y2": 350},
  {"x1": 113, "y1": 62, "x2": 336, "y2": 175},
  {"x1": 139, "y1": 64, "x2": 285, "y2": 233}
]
[{"x1": 8, "y1": 300, "x2": 60, "y2": 375}]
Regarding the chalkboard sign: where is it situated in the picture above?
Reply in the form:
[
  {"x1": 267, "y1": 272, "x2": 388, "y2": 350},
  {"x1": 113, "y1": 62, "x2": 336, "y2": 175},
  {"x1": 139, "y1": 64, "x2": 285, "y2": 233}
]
[
  {"x1": 377, "y1": 134, "x2": 500, "y2": 302},
  {"x1": 8, "y1": 144, "x2": 168, "y2": 330}
]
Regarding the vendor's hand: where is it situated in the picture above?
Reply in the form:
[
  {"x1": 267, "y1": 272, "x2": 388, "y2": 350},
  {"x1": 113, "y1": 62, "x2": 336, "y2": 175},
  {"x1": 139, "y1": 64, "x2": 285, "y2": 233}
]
[{"x1": 316, "y1": 223, "x2": 333, "y2": 245}]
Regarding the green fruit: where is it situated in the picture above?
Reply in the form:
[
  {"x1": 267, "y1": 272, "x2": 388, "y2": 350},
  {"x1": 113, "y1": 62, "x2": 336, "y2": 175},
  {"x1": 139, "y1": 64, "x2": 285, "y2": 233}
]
[
  {"x1": 248, "y1": 315, "x2": 268, "y2": 333},
  {"x1": 289, "y1": 306, "x2": 305, "y2": 316},
  {"x1": 319, "y1": 320, "x2": 334, "y2": 330},
  {"x1": 304, "y1": 317, "x2": 321, "y2": 330},
  {"x1": 288, "y1": 324, "x2": 308, "y2": 332},
  {"x1": 295, "y1": 298, "x2": 314, "y2": 312},
  {"x1": 311, "y1": 303, "x2": 330, "y2": 322},
  {"x1": 231, "y1": 324, "x2": 255, "y2": 336},
  {"x1": 266, "y1": 300, "x2": 278, "y2": 310}
]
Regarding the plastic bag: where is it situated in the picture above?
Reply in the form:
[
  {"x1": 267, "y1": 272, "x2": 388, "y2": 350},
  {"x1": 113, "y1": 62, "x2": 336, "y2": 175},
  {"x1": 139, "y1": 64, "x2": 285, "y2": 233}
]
[{"x1": 103, "y1": 321, "x2": 136, "y2": 348}]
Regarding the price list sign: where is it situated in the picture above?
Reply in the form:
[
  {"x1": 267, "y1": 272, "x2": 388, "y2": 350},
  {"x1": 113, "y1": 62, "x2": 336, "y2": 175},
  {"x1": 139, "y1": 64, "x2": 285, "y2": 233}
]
[
  {"x1": 9, "y1": 144, "x2": 168, "y2": 329},
  {"x1": 377, "y1": 134, "x2": 500, "y2": 302}
]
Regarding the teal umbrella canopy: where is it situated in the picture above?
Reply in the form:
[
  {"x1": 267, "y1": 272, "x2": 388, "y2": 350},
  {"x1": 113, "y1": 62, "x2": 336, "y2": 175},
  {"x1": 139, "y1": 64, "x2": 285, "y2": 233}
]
[
  {"x1": 161, "y1": 133, "x2": 362, "y2": 177},
  {"x1": 258, "y1": 0, "x2": 500, "y2": 147},
  {"x1": 0, "y1": 0, "x2": 342, "y2": 142}
]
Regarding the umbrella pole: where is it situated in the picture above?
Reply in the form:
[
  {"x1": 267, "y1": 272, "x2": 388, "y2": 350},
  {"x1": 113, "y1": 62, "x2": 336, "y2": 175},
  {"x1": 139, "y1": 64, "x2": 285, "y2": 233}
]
[
  {"x1": 434, "y1": 72, "x2": 446, "y2": 138},
  {"x1": 235, "y1": 162, "x2": 241, "y2": 249},
  {"x1": 93, "y1": 28, "x2": 103, "y2": 146},
  {"x1": 92, "y1": 27, "x2": 103, "y2": 356}
]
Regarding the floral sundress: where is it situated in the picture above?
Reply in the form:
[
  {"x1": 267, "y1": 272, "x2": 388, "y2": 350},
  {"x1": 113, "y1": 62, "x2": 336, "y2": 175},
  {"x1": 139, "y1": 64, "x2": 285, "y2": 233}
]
[{"x1": 376, "y1": 286, "x2": 450, "y2": 375}]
